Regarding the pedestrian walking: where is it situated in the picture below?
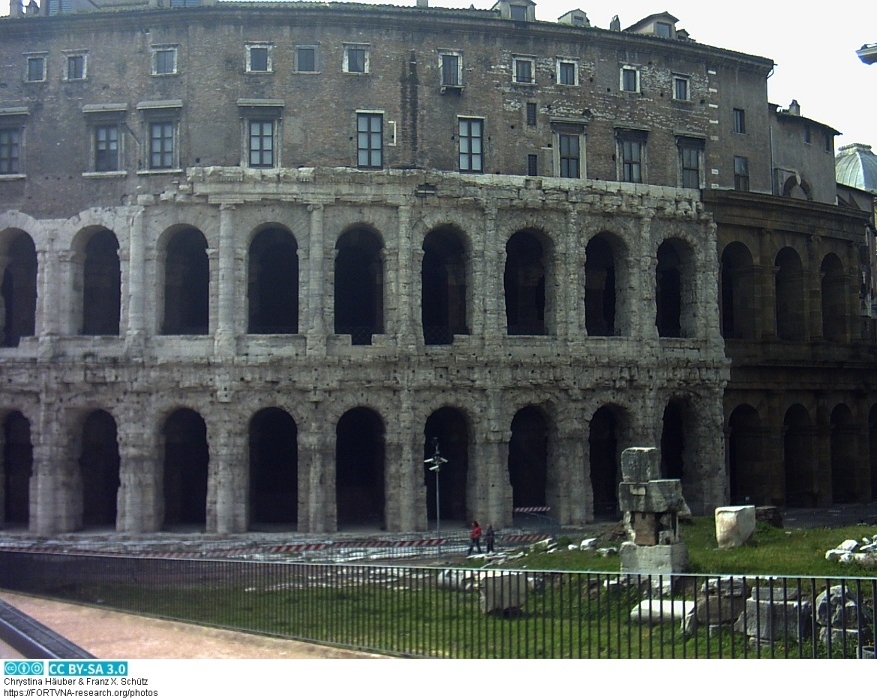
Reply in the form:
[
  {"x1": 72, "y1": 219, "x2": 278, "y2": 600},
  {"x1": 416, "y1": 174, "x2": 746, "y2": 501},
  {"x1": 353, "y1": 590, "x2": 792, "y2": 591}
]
[
  {"x1": 467, "y1": 520, "x2": 483, "y2": 556},
  {"x1": 485, "y1": 524, "x2": 495, "y2": 553}
]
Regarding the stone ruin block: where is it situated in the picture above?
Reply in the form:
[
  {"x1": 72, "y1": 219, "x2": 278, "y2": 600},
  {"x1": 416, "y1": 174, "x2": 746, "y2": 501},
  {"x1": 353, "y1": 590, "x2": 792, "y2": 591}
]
[
  {"x1": 478, "y1": 572, "x2": 528, "y2": 615},
  {"x1": 620, "y1": 446, "x2": 661, "y2": 483},
  {"x1": 715, "y1": 505, "x2": 756, "y2": 549},
  {"x1": 620, "y1": 541, "x2": 689, "y2": 575},
  {"x1": 619, "y1": 479, "x2": 686, "y2": 515},
  {"x1": 734, "y1": 597, "x2": 812, "y2": 643}
]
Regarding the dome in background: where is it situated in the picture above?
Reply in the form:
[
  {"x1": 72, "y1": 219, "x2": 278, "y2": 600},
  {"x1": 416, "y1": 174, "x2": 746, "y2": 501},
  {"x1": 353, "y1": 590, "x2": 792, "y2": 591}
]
[{"x1": 836, "y1": 143, "x2": 877, "y2": 193}]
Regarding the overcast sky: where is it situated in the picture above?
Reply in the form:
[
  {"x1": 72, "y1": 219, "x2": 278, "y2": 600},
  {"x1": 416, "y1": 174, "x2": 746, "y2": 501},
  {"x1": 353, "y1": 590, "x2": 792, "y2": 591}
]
[{"x1": 1, "y1": 0, "x2": 875, "y2": 148}]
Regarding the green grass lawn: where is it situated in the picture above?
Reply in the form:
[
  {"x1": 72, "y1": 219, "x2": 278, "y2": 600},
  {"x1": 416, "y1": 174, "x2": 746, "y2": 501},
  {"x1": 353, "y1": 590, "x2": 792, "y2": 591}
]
[{"x1": 492, "y1": 518, "x2": 877, "y2": 577}]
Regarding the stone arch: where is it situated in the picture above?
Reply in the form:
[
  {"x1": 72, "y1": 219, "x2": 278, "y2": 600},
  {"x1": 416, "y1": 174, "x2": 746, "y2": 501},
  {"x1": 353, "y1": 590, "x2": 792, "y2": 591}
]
[
  {"x1": 830, "y1": 404, "x2": 857, "y2": 504},
  {"x1": 78, "y1": 409, "x2": 120, "y2": 528},
  {"x1": 781, "y1": 174, "x2": 813, "y2": 201},
  {"x1": 783, "y1": 404, "x2": 814, "y2": 506},
  {"x1": 656, "y1": 237, "x2": 696, "y2": 338},
  {"x1": 249, "y1": 407, "x2": 298, "y2": 528},
  {"x1": 588, "y1": 404, "x2": 627, "y2": 518},
  {"x1": 0, "y1": 230, "x2": 37, "y2": 347},
  {"x1": 2, "y1": 411, "x2": 32, "y2": 528},
  {"x1": 334, "y1": 227, "x2": 384, "y2": 345},
  {"x1": 727, "y1": 404, "x2": 762, "y2": 504},
  {"x1": 423, "y1": 407, "x2": 470, "y2": 525},
  {"x1": 248, "y1": 226, "x2": 299, "y2": 334},
  {"x1": 335, "y1": 406, "x2": 385, "y2": 528},
  {"x1": 507, "y1": 405, "x2": 549, "y2": 508},
  {"x1": 72, "y1": 228, "x2": 121, "y2": 336},
  {"x1": 505, "y1": 229, "x2": 553, "y2": 336},
  {"x1": 585, "y1": 232, "x2": 630, "y2": 336},
  {"x1": 161, "y1": 227, "x2": 209, "y2": 335},
  {"x1": 775, "y1": 247, "x2": 806, "y2": 341},
  {"x1": 720, "y1": 241, "x2": 756, "y2": 339},
  {"x1": 421, "y1": 226, "x2": 470, "y2": 345},
  {"x1": 820, "y1": 253, "x2": 847, "y2": 342},
  {"x1": 162, "y1": 408, "x2": 209, "y2": 529}
]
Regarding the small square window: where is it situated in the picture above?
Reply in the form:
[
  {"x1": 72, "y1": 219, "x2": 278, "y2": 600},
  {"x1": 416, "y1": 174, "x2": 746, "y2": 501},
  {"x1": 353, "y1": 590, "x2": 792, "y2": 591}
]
[
  {"x1": 557, "y1": 60, "x2": 577, "y2": 86},
  {"x1": 66, "y1": 54, "x2": 86, "y2": 81},
  {"x1": 513, "y1": 57, "x2": 534, "y2": 84},
  {"x1": 673, "y1": 75, "x2": 689, "y2": 101},
  {"x1": 247, "y1": 45, "x2": 272, "y2": 73},
  {"x1": 734, "y1": 155, "x2": 749, "y2": 191},
  {"x1": 152, "y1": 47, "x2": 178, "y2": 76},
  {"x1": 345, "y1": 46, "x2": 369, "y2": 74},
  {"x1": 25, "y1": 55, "x2": 46, "y2": 83},
  {"x1": 621, "y1": 66, "x2": 639, "y2": 92},
  {"x1": 296, "y1": 46, "x2": 317, "y2": 73},
  {"x1": 440, "y1": 53, "x2": 462, "y2": 87},
  {"x1": 0, "y1": 127, "x2": 22, "y2": 175},
  {"x1": 733, "y1": 108, "x2": 746, "y2": 134},
  {"x1": 94, "y1": 124, "x2": 120, "y2": 172}
]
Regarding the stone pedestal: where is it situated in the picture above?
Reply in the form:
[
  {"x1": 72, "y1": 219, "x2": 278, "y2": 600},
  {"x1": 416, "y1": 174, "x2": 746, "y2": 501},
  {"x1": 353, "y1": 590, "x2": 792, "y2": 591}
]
[{"x1": 620, "y1": 541, "x2": 689, "y2": 575}]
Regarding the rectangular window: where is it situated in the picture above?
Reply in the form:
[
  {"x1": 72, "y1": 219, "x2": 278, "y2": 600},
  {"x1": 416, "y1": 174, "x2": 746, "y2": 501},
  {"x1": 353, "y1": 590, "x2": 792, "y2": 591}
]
[
  {"x1": 47, "y1": 0, "x2": 73, "y2": 14},
  {"x1": 656, "y1": 21, "x2": 672, "y2": 38},
  {"x1": 247, "y1": 45, "x2": 272, "y2": 73},
  {"x1": 149, "y1": 121, "x2": 175, "y2": 170},
  {"x1": 825, "y1": 132, "x2": 833, "y2": 153},
  {"x1": 527, "y1": 153, "x2": 538, "y2": 177},
  {"x1": 557, "y1": 60, "x2": 577, "y2": 86},
  {"x1": 526, "y1": 102, "x2": 537, "y2": 126},
  {"x1": 458, "y1": 118, "x2": 483, "y2": 173},
  {"x1": 673, "y1": 75, "x2": 689, "y2": 101},
  {"x1": 357, "y1": 112, "x2": 382, "y2": 168},
  {"x1": 152, "y1": 47, "x2": 178, "y2": 76},
  {"x1": 510, "y1": 5, "x2": 527, "y2": 20},
  {"x1": 441, "y1": 53, "x2": 461, "y2": 87},
  {"x1": 66, "y1": 54, "x2": 86, "y2": 81},
  {"x1": 733, "y1": 108, "x2": 746, "y2": 134},
  {"x1": 559, "y1": 133, "x2": 580, "y2": 178},
  {"x1": 296, "y1": 46, "x2": 317, "y2": 73},
  {"x1": 617, "y1": 131, "x2": 647, "y2": 183},
  {"x1": 678, "y1": 139, "x2": 703, "y2": 189},
  {"x1": 0, "y1": 128, "x2": 21, "y2": 175},
  {"x1": 26, "y1": 56, "x2": 46, "y2": 82},
  {"x1": 95, "y1": 124, "x2": 119, "y2": 172},
  {"x1": 804, "y1": 124, "x2": 812, "y2": 144},
  {"x1": 345, "y1": 46, "x2": 369, "y2": 74},
  {"x1": 621, "y1": 66, "x2": 639, "y2": 92},
  {"x1": 734, "y1": 156, "x2": 750, "y2": 191},
  {"x1": 248, "y1": 120, "x2": 274, "y2": 168},
  {"x1": 513, "y1": 57, "x2": 534, "y2": 84}
]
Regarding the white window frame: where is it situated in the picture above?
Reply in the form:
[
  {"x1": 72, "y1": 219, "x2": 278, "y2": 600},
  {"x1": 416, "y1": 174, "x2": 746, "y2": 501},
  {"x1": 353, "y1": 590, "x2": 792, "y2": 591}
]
[
  {"x1": 672, "y1": 74, "x2": 690, "y2": 102},
  {"x1": 151, "y1": 45, "x2": 178, "y2": 77},
  {"x1": 556, "y1": 58, "x2": 578, "y2": 86},
  {"x1": 620, "y1": 65, "x2": 640, "y2": 93},
  {"x1": 513, "y1": 56, "x2": 535, "y2": 85},
  {"x1": 344, "y1": 44, "x2": 370, "y2": 74},
  {"x1": 246, "y1": 43, "x2": 273, "y2": 74},
  {"x1": 295, "y1": 45, "x2": 319, "y2": 73},
  {"x1": 64, "y1": 51, "x2": 88, "y2": 82},
  {"x1": 24, "y1": 53, "x2": 47, "y2": 83},
  {"x1": 439, "y1": 51, "x2": 463, "y2": 88}
]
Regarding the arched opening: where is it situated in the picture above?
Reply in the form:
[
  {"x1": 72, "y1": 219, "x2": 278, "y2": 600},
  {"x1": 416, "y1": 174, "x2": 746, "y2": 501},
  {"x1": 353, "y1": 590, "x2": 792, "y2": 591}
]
[
  {"x1": 508, "y1": 406, "x2": 548, "y2": 508},
  {"x1": 784, "y1": 404, "x2": 813, "y2": 507},
  {"x1": 249, "y1": 408, "x2": 298, "y2": 528},
  {"x1": 1, "y1": 232, "x2": 37, "y2": 348},
  {"x1": 423, "y1": 407, "x2": 469, "y2": 525},
  {"x1": 720, "y1": 242, "x2": 756, "y2": 339},
  {"x1": 656, "y1": 239, "x2": 694, "y2": 338},
  {"x1": 589, "y1": 405, "x2": 620, "y2": 518},
  {"x1": 162, "y1": 228, "x2": 209, "y2": 335},
  {"x1": 335, "y1": 228, "x2": 384, "y2": 346},
  {"x1": 336, "y1": 407, "x2": 385, "y2": 528},
  {"x1": 584, "y1": 235, "x2": 616, "y2": 336},
  {"x1": 820, "y1": 254, "x2": 847, "y2": 342},
  {"x1": 82, "y1": 230, "x2": 121, "y2": 336},
  {"x1": 660, "y1": 399, "x2": 686, "y2": 479},
  {"x1": 505, "y1": 230, "x2": 549, "y2": 335},
  {"x1": 248, "y1": 228, "x2": 299, "y2": 334},
  {"x1": 421, "y1": 228, "x2": 468, "y2": 345},
  {"x1": 830, "y1": 404, "x2": 857, "y2": 504},
  {"x1": 162, "y1": 409, "x2": 209, "y2": 529},
  {"x1": 3, "y1": 411, "x2": 32, "y2": 528},
  {"x1": 79, "y1": 410, "x2": 120, "y2": 528},
  {"x1": 728, "y1": 404, "x2": 762, "y2": 504},
  {"x1": 775, "y1": 247, "x2": 806, "y2": 341}
]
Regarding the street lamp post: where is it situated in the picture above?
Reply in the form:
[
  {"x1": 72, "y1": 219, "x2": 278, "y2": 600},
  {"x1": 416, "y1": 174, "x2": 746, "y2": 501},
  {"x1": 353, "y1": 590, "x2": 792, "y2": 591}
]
[{"x1": 425, "y1": 437, "x2": 448, "y2": 555}]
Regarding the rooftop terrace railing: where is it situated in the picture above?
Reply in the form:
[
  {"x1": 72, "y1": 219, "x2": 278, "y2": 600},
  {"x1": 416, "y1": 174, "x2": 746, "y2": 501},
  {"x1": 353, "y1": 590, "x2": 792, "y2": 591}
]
[{"x1": 0, "y1": 551, "x2": 874, "y2": 659}]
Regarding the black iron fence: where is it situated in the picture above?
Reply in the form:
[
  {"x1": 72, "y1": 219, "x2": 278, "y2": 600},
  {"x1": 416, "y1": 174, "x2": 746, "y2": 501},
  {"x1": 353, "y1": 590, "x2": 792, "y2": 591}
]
[{"x1": 0, "y1": 551, "x2": 874, "y2": 659}]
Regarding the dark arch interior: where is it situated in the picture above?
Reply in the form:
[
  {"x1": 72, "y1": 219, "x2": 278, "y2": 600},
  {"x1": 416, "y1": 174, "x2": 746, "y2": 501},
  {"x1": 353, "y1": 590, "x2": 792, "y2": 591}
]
[
  {"x1": 1, "y1": 233, "x2": 37, "y2": 348},
  {"x1": 589, "y1": 405, "x2": 619, "y2": 518},
  {"x1": 3, "y1": 411, "x2": 32, "y2": 526},
  {"x1": 656, "y1": 241, "x2": 682, "y2": 338},
  {"x1": 82, "y1": 229, "x2": 121, "y2": 336},
  {"x1": 422, "y1": 229, "x2": 468, "y2": 345},
  {"x1": 80, "y1": 410, "x2": 120, "y2": 527},
  {"x1": 249, "y1": 407, "x2": 299, "y2": 527},
  {"x1": 423, "y1": 407, "x2": 469, "y2": 524},
  {"x1": 505, "y1": 231, "x2": 546, "y2": 335},
  {"x1": 248, "y1": 228, "x2": 299, "y2": 334},
  {"x1": 508, "y1": 406, "x2": 548, "y2": 508},
  {"x1": 162, "y1": 409, "x2": 209, "y2": 528},
  {"x1": 336, "y1": 407, "x2": 385, "y2": 527},
  {"x1": 163, "y1": 228, "x2": 209, "y2": 335},
  {"x1": 585, "y1": 235, "x2": 616, "y2": 336},
  {"x1": 335, "y1": 229, "x2": 383, "y2": 345}
]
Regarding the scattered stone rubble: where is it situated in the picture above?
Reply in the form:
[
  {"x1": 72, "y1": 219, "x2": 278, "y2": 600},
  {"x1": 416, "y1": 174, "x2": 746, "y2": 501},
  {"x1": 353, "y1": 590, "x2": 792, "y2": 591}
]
[{"x1": 824, "y1": 534, "x2": 877, "y2": 568}]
